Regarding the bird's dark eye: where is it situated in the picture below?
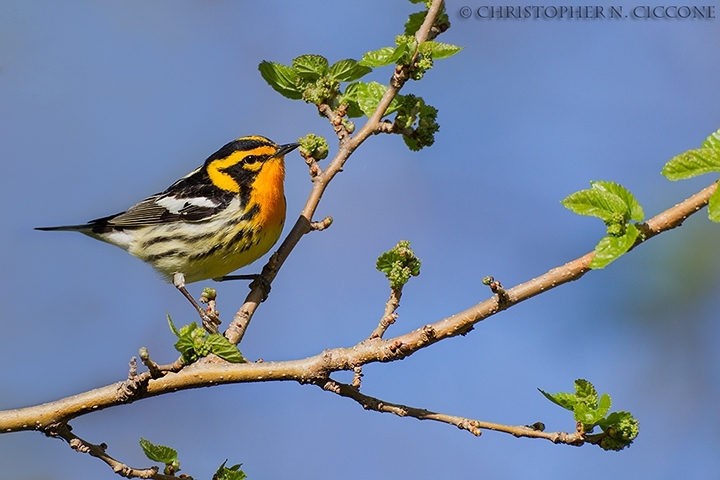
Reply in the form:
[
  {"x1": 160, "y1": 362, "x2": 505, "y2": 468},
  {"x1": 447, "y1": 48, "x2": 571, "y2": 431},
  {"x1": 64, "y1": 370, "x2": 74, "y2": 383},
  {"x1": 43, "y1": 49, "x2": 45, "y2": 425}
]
[{"x1": 243, "y1": 155, "x2": 258, "y2": 165}]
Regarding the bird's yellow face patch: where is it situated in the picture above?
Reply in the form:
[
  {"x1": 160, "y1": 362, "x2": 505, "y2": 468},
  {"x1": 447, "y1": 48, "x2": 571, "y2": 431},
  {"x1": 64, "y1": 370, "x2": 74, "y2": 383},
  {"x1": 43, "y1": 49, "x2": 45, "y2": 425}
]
[{"x1": 206, "y1": 145, "x2": 278, "y2": 193}]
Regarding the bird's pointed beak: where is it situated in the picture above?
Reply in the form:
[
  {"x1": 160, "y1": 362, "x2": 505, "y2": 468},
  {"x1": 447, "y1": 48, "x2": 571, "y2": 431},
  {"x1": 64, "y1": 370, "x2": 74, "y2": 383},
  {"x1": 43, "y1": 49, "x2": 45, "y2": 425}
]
[{"x1": 272, "y1": 142, "x2": 300, "y2": 159}]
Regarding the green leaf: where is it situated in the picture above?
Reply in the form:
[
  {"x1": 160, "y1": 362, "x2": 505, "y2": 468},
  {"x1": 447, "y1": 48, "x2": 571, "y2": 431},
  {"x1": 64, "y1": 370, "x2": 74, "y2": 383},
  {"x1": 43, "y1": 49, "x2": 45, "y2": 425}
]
[
  {"x1": 597, "y1": 411, "x2": 634, "y2": 431},
  {"x1": 662, "y1": 128, "x2": 720, "y2": 181},
  {"x1": 590, "y1": 223, "x2": 639, "y2": 269},
  {"x1": 359, "y1": 47, "x2": 399, "y2": 68},
  {"x1": 215, "y1": 460, "x2": 247, "y2": 480},
  {"x1": 405, "y1": 11, "x2": 427, "y2": 35},
  {"x1": 376, "y1": 257, "x2": 393, "y2": 274},
  {"x1": 708, "y1": 184, "x2": 720, "y2": 222},
  {"x1": 662, "y1": 148, "x2": 720, "y2": 180},
  {"x1": 419, "y1": 41, "x2": 463, "y2": 59},
  {"x1": 258, "y1": 61, "x2": 303, "y2": 100},
  {"x1": 139, "y1": 438, "x2": 179, "y2": 465},
  {"x1": 206, "y1": 334, "x2": 245, "y2": 363},
  {"x1": 574, "y1": 379, "x2": 599, "y2": 407},
  {"x1": 538, "y1": 388, "x2": 577, "y2": 411},
  {"x1": 328, "y1": 59, "x2": 371, "y2": 82},
  {"x1": 598, "y1": 393, "x2": 612, "y2": 418},
  {"x1": 590, "y1": 181, "x2": 644, "y2": 221},
  {"x1": 343, "y1": 81, "x2": 400, "y2": 118},
  {"x1": 561, "y1": 188, "x2": 628, "y2": 222},
  {"x1": 173, "y1": 322, "x2": 200, "y2": 363},
  {"x1": 573, "y1": 402, "x2": 600, "y2": 427},
  {"x1": 360, "y1": 39, "x2": 416, "y2": 68},
  {"x1": 174, "y1": 337, "x2": 197, "y2": 363},
  {"x1": 355, "y1": 82, "x2": 385, "y2": 117},
  {"x1": 167, "y1": 313, "x2": 179, "y2": 337},
  {"x1": 292, "y1": 54, "x2": 329, "y2": 81},
  {"x1": 340, "y1": 82, "x2": 364, "y2": 118},
  {"x1": 701, "y1": 128, "x2": 720, "y2": 150}
]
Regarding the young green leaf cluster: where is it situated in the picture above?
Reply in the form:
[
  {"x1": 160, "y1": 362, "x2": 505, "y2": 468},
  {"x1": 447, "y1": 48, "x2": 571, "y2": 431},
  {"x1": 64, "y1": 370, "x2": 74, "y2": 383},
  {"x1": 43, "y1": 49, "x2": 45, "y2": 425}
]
[
  {"x1": 167, "y1": 314, "x2": 245, "y2": 364},
  {"x1": 139, "y1": 438, "x2": 181, "y2": 476},
  {"x1": 561, "y1": 181, "x2": 644, "y2": 268},
  {"x1": 258, "y1": 1, "x2": 460, "y2": 151},
  {"x1": 662, "y1": 127, "x2": 720, "y2": 222},
  {"x1": 215, "y1": 460, "x2": 248, "y2": 480},
  {"x1": 376, "y1": 240, "x2": 422, "y2": 289},
  {"x1": 539, "y1": 380, "x2": 639, "y2": 451},
  {"x1": 298, "y1": 133, "x2": 329, "y2": 161},
  {"x1": 393, "y1": 94, "x2": 439, "y2": 151},
  {"x1": 140, "y1": 439, "x2": 247, "y2": 480}
]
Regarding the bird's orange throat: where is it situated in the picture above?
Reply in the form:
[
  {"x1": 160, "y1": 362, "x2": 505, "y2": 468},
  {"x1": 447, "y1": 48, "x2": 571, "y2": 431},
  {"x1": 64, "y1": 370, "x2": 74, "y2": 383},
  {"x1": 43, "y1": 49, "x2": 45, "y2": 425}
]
[{"x1": 251, "y1": 157, "x2": 286, "y2": 229}]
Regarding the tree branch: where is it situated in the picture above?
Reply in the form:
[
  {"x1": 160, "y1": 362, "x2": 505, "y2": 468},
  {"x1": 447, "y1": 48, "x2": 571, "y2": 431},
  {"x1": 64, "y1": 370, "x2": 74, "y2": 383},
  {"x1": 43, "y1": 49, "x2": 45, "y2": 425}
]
[{"x1": 1, "y1": 179, "x2": 715, "y2": 436}]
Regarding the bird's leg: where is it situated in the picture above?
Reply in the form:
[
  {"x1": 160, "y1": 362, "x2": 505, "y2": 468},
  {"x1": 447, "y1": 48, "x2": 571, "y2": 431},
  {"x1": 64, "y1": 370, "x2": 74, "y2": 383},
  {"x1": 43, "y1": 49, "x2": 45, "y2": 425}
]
[
  {"x1": 214, "y1": 273, "x2": 272, "y2": 301},
  {"x1": 173, "y1": 272, "x2": 221, "y2": 333},
  {"x1": 215, "y1": 274, "x2": 257, "y2": 281}
]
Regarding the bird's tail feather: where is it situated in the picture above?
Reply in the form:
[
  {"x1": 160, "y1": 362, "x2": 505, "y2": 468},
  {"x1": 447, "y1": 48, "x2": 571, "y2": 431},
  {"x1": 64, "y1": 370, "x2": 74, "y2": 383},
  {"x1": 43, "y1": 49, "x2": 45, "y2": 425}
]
[{"x1": 35, "y1": 224, "x2": 92, "y2": 232}]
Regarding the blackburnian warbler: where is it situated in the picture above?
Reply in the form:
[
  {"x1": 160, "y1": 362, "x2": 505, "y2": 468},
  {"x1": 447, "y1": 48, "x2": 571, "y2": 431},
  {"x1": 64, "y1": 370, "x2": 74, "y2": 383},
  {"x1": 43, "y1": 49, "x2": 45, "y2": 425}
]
[{"x1": 37, "y1": 135, "x2": 299, "y2": 330}]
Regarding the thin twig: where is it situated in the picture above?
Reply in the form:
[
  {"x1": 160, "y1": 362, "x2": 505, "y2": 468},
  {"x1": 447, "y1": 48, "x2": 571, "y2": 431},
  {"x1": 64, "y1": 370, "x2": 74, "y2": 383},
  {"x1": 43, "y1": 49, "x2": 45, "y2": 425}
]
[
  {"x1": 351, "y1": 366, "x2": 363, "y2": 389},
  {"x1": 369, "y1": 287, "x2": 403, "y2": 339},
  {"x1": 317, "y1": 378, "x2": 587, "y2": 445},
  {"x1": 48, "y1": 424, "x2": 175, "y2": 479},
  {"x1": 138, "y1": 348, "x2": 163, "y2": 379},
  {"x1": 138, "y1": 348, "x2": 184, "y2": 379},
  {"x1": 318, "y1": 103, "x2": 350, "y2": 141}
]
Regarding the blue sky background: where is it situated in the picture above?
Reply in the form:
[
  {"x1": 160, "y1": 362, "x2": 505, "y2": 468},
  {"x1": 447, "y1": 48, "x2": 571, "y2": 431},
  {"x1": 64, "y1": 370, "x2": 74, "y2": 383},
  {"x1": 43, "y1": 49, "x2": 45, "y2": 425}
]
[{"x1": 1, "y1": 1, "x2": 720, "y2": 479}]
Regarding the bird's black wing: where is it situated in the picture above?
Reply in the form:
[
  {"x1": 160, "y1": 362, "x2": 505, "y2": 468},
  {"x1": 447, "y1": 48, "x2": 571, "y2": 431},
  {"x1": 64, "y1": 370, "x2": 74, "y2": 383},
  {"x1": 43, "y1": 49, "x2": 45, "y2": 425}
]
[{"x1": 92, "y1": 167, "x2": 237, "y2": 227}]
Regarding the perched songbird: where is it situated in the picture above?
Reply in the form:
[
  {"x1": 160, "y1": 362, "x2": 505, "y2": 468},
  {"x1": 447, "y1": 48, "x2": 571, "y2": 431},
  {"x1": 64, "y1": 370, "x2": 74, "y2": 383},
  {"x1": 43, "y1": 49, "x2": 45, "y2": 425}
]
[{"x1": 37, "y1": 135, "x2": 299, "y2": 330}]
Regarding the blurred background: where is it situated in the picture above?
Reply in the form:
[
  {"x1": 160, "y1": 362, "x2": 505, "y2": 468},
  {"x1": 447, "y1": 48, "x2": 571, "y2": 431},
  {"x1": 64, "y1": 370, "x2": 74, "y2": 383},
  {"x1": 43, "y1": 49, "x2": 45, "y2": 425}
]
[{"x1": 1, "y1": 1, "x2": 719, "y2": 478}]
